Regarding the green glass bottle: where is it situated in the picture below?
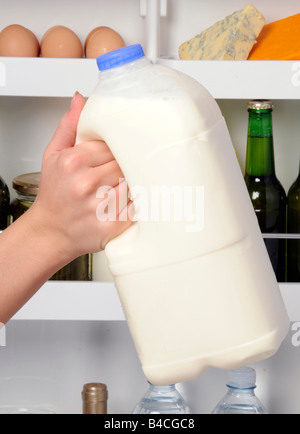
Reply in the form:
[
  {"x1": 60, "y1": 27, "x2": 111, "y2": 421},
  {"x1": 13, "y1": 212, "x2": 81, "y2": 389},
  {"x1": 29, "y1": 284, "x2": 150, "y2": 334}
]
[
  {"x1": 0, "y1": 175, "x2": 10, "y2": 230},
  {"x1": 287, "y1": 159, "x2": 300, "y2": 282},
  {"x1": 244, "y1": 100, "x2": 287, "y2": 282}
]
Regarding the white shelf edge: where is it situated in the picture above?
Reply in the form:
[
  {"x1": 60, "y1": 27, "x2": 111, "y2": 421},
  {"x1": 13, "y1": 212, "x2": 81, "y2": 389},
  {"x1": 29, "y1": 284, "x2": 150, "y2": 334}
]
[
  {"x1": 0, "y1": 57, "x2": 99, "y2": 97},
  {"x1": 10, "y1": 281, "x2": 300, "y2": 322},
  {"x1": 12, "y1": 281, "x2": 125, "y2": 321},
  {"x1": 157, "y1": 59, "x2": 300, "y2": 99},
  {"x1": 1, "y1": 57, "x2": 300, "y2": 99}
]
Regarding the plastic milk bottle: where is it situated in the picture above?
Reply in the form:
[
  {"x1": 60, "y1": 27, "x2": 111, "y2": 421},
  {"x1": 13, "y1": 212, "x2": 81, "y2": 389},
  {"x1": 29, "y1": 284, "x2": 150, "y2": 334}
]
[{"x1": 76, "y1": 45, "x2": 289, "y2": 385}]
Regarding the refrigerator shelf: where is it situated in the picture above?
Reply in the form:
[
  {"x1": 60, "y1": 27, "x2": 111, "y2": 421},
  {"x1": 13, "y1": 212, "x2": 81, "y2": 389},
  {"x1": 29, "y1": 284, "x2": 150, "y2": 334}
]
[
  {"x1": 11, "y1": 281, "x2": 299, "y2": 322},
  {"x1": 0, "y1": 57, "x2": 98, "y2": 97},
  {"x1": 157, "y1": 58, "x2": 300, "y2": 100},
  {"x1": 0, "y1": 57, "x2": 300, "y2": 99},
  {"x1": 12, "y1": 281, "x2": 125, "y2": 321}
]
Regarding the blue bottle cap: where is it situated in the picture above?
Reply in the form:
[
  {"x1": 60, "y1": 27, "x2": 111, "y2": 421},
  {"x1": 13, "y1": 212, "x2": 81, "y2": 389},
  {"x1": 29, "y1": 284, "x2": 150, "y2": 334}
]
[{"x1": 97, "y1": 44, "x2": 145, "y2": 71}]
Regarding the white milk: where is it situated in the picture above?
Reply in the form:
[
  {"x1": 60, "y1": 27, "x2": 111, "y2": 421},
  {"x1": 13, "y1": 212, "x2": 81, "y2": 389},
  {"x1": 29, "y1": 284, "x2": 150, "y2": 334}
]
[{"x1": 76, "y1": 45, "x2": 289, "y2": 385}]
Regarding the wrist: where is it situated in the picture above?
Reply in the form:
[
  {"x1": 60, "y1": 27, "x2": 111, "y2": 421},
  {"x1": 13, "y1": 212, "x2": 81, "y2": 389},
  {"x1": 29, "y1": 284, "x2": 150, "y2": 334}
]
[
  {"x1": 0, "y1": 208, "x2": 75, "y2": 323},
  {"x1": 23, "y1": 204, "x2": 76, "y2": 271}
]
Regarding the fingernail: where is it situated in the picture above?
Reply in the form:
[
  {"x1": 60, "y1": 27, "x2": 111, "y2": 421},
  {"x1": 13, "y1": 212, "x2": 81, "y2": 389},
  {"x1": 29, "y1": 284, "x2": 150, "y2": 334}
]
[{"x1": 71, "y1": 91, "x2": 80, "y2": 109}]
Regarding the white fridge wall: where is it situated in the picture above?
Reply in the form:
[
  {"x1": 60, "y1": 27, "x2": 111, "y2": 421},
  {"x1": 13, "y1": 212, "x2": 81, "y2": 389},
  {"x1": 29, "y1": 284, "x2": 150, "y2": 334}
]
[{"x1": 0, "y1": 96, "x2": 69, "y2": 200}]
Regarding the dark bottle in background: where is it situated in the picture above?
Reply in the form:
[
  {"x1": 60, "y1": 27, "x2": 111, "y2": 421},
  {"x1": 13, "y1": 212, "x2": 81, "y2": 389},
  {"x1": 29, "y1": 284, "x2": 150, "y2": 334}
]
[
  {"x1": 287, "y1": 159, "x2": 300, "y2": 282},
  {"x1": 0, "y1": 175, "x2": 10, "y2": 230},
  {"x1": 244, "y1": 100, "x2": 287, "y2": 282}
]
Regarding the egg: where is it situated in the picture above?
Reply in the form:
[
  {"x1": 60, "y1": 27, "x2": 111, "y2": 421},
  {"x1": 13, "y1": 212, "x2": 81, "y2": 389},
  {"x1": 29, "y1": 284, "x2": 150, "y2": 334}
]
[
  {"x1": 0, "y1": 24, "x2": 40, "y2": 57},
  {"x1": 84, "y1": 26, "x2": 110, "y2": 52},
  {"x1": 85, "y1": 26, "x2": 125, "y2": 58},
  {"x1": 41, "y1": 26, "x2": 83, "y2": 58}
]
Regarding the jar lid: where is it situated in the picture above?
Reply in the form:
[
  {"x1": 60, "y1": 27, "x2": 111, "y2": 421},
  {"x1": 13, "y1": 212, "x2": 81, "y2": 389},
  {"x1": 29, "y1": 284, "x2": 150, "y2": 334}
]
[
  {"x1": 12, "y1": 172, "x2": 40, "y2": 196},
  {"x1": 248, "y1": 100, "x2": 273, "y2": 110}
]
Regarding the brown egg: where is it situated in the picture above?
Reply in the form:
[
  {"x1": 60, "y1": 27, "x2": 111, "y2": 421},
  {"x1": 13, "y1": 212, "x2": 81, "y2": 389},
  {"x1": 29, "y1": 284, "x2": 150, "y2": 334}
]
[
  {"x1": 41, "y1": 26, "x2": 83, "y2": 58},
  {"x1": 0, "y1": 24, "x2": 40, "y2": 57},
  {"x1": 84, "y1": 26, "x2": 110, "y2": 52},
  {"x1": 85, "y1": 27, "x2": 125, "y2": 58}
]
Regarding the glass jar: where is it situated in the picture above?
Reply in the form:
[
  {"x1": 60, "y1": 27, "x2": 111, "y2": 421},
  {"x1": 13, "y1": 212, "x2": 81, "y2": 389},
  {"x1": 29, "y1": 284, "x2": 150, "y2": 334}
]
[{"x1": 10, "y1": 172, "x2": 92, "y2": 281}]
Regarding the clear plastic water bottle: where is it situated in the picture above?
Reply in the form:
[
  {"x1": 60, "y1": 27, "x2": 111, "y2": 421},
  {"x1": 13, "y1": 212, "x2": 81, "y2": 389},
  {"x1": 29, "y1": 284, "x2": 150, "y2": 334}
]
[
  {"x1": 132, "y1": 382, "x2": 190, "y2": 414},
  {"x1": 212, "y1": 367, "x2": 268, "y2": 414}
]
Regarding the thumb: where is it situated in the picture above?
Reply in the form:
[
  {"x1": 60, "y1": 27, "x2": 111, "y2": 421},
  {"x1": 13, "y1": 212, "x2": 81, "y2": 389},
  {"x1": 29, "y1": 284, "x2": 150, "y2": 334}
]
[{"x1": 46, "y1": 92, "x2": 86, "y2": 154}]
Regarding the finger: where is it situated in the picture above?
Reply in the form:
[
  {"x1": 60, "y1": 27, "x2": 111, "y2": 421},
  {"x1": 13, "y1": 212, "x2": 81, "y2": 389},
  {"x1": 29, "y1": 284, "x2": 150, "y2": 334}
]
[
  {"x1": 75, "y1": 140, "x2": 115, "y2": 167},
  {"x1": 92, "y1": 159, "x2": 125, "y2": 190},
  {"x1": 118, "y1": 200, "x2": 134, "y2": 223},
  {"x1": 95, "y1": 179, "x2": 130, "y2": 223},
  {"x1": 46, "y1": 92, "x2": 86, "y2": 155},
  {"x1": 114, "y1": 178, "x2": 131, "y2": 218}
]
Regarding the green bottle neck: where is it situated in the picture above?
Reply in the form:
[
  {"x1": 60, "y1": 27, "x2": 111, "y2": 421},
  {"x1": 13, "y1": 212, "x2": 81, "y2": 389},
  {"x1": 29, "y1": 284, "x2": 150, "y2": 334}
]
[{"x1": 245, "y1": 109, "x2": 275, "y2": 177}]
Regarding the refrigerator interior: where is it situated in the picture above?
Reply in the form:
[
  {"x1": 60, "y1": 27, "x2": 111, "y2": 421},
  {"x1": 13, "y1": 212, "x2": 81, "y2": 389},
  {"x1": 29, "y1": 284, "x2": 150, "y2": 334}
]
[
  {"x1": 1, "y1": 320, "x2": 300, "y2": 414},
  {"x1": 0, "y1": 0, "x2": 300, "y2": 414}
]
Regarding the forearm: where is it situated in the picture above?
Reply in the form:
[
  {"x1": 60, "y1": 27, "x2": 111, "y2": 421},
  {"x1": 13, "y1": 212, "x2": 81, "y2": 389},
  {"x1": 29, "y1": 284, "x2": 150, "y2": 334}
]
[
  {"x1": 0, "y1": 92, "x2": 131, "y2": 323},
  {"x1": 0, "y1": 207, "x2": 72, "y2": 323}
]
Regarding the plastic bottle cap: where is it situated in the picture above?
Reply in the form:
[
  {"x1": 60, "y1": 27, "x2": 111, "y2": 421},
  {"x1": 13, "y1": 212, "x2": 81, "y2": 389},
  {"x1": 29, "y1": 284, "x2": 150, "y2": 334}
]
[
  {"x1": 97, "y1": 44, "x2": 145, "y2": 71},
  {"x1": 148, "y1": 382, "x2": 176, "y2": 392},
  {"x1": 226, "y1": 367, "x2": 256, "y2": 389}
]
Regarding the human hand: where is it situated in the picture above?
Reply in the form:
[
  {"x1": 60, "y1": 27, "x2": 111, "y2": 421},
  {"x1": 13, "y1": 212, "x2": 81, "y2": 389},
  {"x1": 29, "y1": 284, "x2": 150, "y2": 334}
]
[{"x1": 29, "y1": 92, "x2": 132, "y2": 262}]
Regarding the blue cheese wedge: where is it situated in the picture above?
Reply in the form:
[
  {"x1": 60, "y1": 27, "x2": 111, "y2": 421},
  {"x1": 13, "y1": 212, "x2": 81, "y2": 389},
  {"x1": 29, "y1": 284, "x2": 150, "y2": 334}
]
[{"x1": 179, "y1": 4, "x2": 265, "y2": 60}]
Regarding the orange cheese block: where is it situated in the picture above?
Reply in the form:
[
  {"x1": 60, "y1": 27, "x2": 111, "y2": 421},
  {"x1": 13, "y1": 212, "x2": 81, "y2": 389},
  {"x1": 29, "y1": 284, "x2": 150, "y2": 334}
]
[{"x1": 248, "y1": 13, "x2": 300, "y2": 60}]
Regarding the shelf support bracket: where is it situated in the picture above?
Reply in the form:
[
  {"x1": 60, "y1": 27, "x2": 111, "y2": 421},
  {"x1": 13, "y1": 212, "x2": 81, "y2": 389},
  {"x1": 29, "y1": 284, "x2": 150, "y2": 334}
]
[{"x1": 140, "y1": 0, "x2": 167, "y2": 62}]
